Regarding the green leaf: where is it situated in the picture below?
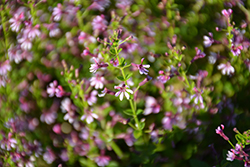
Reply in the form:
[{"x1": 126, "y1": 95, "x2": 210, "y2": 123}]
[
  {"x1": 123, "y1": 109, "x2": 133, "y2": 116},
  {"x1": 133, "y1": 130, "x2": 142, "y2": 139},
  {"x1": 118, "y1": 48, "x2": 122, "y2": 53},
  {"x1": 136, "y1": 109, "x2": 143, "y2": 115},
  {"x1": 116, "y1": 76, "x2": 125, "y2": 81},
  {"x1": 139, "y1": 122, "x2": 145, "y2": 130},
  {"x1": 125, "y1": 73, "x2": 133, "y2": 80},
  {"x1": 119, "y1": 57, "x2": 126, "y2": 67}
]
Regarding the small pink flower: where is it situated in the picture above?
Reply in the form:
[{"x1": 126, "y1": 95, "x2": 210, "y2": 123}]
[
  {"x1": 47, "y1": 80, "x2": 58, "y2": 97},
  {"x1": 78, "y1": 32, "x2": 96, "y2": 46},
  {"x1": 40, "y1": 110, "x2": 57, "y2": 125},
  {"x1": 23, "y1": 24, "x2": 41, "y2": 40},
  {"x1": 43, "y1": 148, "x2": 56, "y2": 164},
  {"x1": 218, "y1": 62, "x2": 235, "y2": 75},
  {"x1": 190, "y1": 87, "x2": 203, "y2": 105},
  {"x1": 114, "y1": 84, "x2": 133, "y2": 101},
  {"x1": 9, "y1": 12, "x2": 25, "y2": 32},
  {"x1": 222, "y1": 9, "x2": 233, "y2": 18},
  {"x1": 0, "y1": 60, "x2": 11, "y2": 75},
  {"x1": 191, "y1": 47, "x2": 206, "y2": 63},
  {"x1": 89, "y1": 58, "x2": 108, "y2": 73},
  {"x1": 81, "y1": 110, "x2": 98, "y2": 124},
  {"x1": 95, "y1": 155, "x2": 110, "y2": 167},
  {"x1": 131, "y1": 58, "x2": 150, "y2": 75},
  {"x1": 231, "y1": 44, "x2": 243, "y2": 56},
  {"x1": 92, "y1": 15, "x2": 108, "y2": 34},
  {"x1": 52, "y1": 3, "x2": 63, "y2": 21},
  {"x1": 44, "y1": 23, "x2": 61, "y2": 37},
  {"x1": 143, "y1": 96, "x2": 160, "y2": 115},
  {"x1": 8, "y1": 45, "x2": 23, "y2": 64},
  {"x1": 226, "y1": 150, "x2": 235, "y2": 161},
  {"x1": 55, "y1": 85, "x2": 65, "y2": 98},
  {"x1": 216, "y1": 124, "x2": 229, "y2": 141},
  {"x1": 203, "y1": 33, "x2": 214, "y2": 47},
  {"x1": 90, "y1": 74, "x2": 105, "y2": 89},
  {"x1": 86, "y1": 90, "x2": 98, "y2": 106},
  {"x1": 18, "y1": 36, "x2": 32, "y2": 50},
  {"x1": 157, "y1": 70, "x2": 171, "y2": 83}
]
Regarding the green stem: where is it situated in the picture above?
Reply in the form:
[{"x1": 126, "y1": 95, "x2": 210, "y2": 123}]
[
  {"x1": 228, "y1": 140, "x2": 235, "y2": 148},
  {"x1": 1, "y1": 6, "x2": 9, "y2": 55},
  {"x1": 109, "y1": 140, "x2": 124, "y2": 158},
  {"x1": 129, "y1": 99, "x2": 139, "y2": 129}
]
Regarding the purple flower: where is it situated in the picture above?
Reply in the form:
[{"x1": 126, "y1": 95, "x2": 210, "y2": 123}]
[
  {"x1": 52, "y1": 3, "x2": 63, "y2": 21},
  {"x1": 88, "y1": 0, "x2": 110, "y2": 12},
  {"x1": 95, "y1": 155, "x2": 110, "y2": 167},
  {"x1": 218, "y1": 62, "x2": 235, "y2": 75},
  {"x1": 81, "y1": 109, "x2": 98, "y2": 124},
  {"x1": 143, "y1": 96, "x2": 160, "y2": 115},
  {"x1": 90, "y1": 73, "x2": 106, "y2": 89},
  {"x1": 43, "y1": 148, "x2": 56, "y2": 164},
  {"x1": 9, "y1": 12, "x2": 25, "y2": 32},
  {"x1": 114, "y1": 84, "x2": 133, "y2": 101},
  {"x1": 191, "y1": 47, "x2": 206, "y2": 63},
  {"x1": 131, "y1": 58, "x2": 150, "y2": 75}
]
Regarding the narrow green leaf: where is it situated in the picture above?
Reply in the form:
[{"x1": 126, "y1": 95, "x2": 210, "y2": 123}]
[
  {"x1": 133, "y1": 130, "x2": 142, "y2": 139},
  {"x1": 123, "y1": 109, "x2": 133, "y2": 116},
  {"x1": 136, "y1": 109, "x2": 143, "y2": 115},
  {"x1": 139, "y1": 122, "x2": 145, "y2": 130},
  {"x1": 125, "y1": 73, "x2": 133, "y2": 80},
  {"x1": 116, "y1": 76, "x2": 125, "y2": 81}
]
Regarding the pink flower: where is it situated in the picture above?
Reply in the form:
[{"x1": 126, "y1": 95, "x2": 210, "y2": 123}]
[
  {"x1": 114, "y1": 84, "x2": 133, "y2": 101},
  {"x1": 157, "y1": 70, "x2": 171, "y2": 83},
  {"x1": 23, "y1": 24, "x2": 41, "y2": 40},
  {"x1": 0, "y1": 60, "x2": 11, "y2": 75},
  {"x1": 40, "y1": 110, "x2": 57, "y2": 125},
  {"x1": 43, "y1": 148, "x2": 56, "y2": 164},
  {"x1": 81, "y1": 110, "x2": 98, "y2": 124},
  {"x1": 44, "y1": 23, "x2": 61, "y2": 37},
  {"x1": 143, "y1": 96, "x2": 160, "y2": 115},
  {"x1": 90, "y1": 73, "x2": 106, "y2": 89},
  {"x1": 218, "y1": 62, "x2": 235, "y2": 75},
  {"x1": 18, "y1": 36, "x2": 32, "y2": 50},
  {"x1": 92, "y1": 15, "x2": 108, "y2": 34},
  {"x1": 203, "y1": 32, "x2": 214, "y2": 47},
  {"x1": 78, "y1": 31, "x2": 96, "y2": 46},
  {"x1": 86, "y1": 90, "x2": 98, "y2": 106},
  {"x1": 55, "y1": 85, "x2": 65, "y2": 98},
  {"x1": 52, "y1": 3, "x2": 63, "y2": 21},
  {"x1": 190, "y1": 87, "x2": 204, "y2": 105},
  {"x1": 191, "y1": 47, "x2": 206, "y2": 63},
  {"x1": 215, "y1": 124, "x2": 229, "y2": 141},
  {"x1": 8, "y1": 45, "x2": 23, "y2": 63},
  {"x1": 231, "y1": 44, "x2": 243, "y2": 56},
  {"x1": 47, "y1": 80, "x2": 58, "y2": 97},
  {"x1": 222, "y1": 9, "x2": 233, "y2": 18},
  {"x1": 89, "y1": 58, "x2": 108, "y2": 73},
  {"x1": 131, "y1": 58, "x2": 150, "y2": 75},
  {"x1": 226, "y1": 150, "x2": 235, "y2": 161},
  {"x1": 95, "y1": 155, "x2": 110, "y2": 167},
  {"x1": 9, "y1": 12, "x2": 25, "y2": 32}
]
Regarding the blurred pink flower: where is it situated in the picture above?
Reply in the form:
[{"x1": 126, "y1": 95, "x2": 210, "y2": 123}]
[
  {"x1": 9, "y1": 12, "x2": 25, "y2": 32},
  {"x1": 131, "y1": 58, "x2": 150, "y2": 75},
  {"x1": 52, "y1": 3, "x2": 63, "y2": 21},
  {"x1": 90, "y1": 73, "x2": 106, "y2": 89},
  {"x1": 217, "y1": 62, "x2": 234, "y2": 75},
  {"x1": 143, "y1": 96, "x2": 160, "y2": 115}
]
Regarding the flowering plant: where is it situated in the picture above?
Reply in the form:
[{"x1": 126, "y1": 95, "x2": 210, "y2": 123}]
[{"x1": 1, "y1": 0, "x2": 250, "y2": 167}]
